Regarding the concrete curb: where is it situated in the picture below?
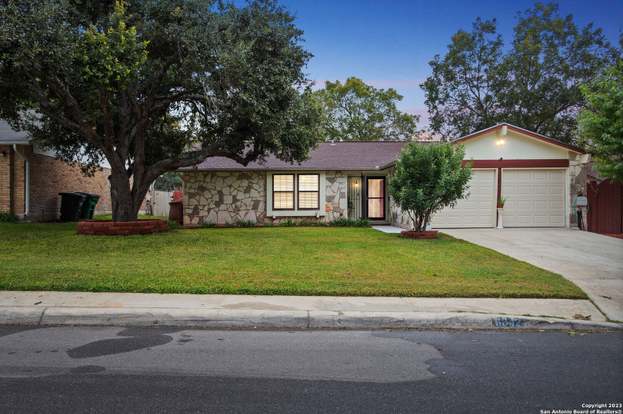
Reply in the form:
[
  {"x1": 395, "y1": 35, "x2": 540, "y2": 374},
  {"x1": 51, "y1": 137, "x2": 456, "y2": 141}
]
[{"x1": 1, "y1": 307, "x2": 621, "y2": 331}]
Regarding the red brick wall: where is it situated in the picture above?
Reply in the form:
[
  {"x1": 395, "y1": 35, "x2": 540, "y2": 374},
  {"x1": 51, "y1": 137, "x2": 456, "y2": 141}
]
[
  {"x1": 29, "y1": 151, "x2": 112, "y2": 221},
  {"x1": 0, "y1": 145, "x2": 26, "y2": 216},
  {"x1": 0, "y1": 145, "x2": 10, "y2": 213},
  {"x1": 13, "y1": 151, "x2": 25, "y2": 216}
]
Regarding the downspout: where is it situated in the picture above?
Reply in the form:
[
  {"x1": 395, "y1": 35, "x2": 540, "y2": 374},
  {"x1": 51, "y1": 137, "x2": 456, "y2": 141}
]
[{"x1": 13, "y1": 144, "x2": 29, "y2": 216}]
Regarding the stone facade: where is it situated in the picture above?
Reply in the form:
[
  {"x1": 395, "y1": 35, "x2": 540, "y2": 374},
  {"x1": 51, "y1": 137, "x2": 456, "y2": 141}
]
[
  {"x1": 0, "y1": 144, "x2": 112, "y2": 221},
  {"x1": 568, "y1": 156, "x2": 592, "y2": 227},
  {"x1": 182, "y1": 171, "x2": 266, "y2": 226},
  {"x1": 390, "y1": 198, "x2": 412, "y2": 229},
  {"x1": 324, "y1": 172, "x2": 348, "y2": 221},
  {"x1": 181, "y1": 170, "x2": 350, "y2": 226}
]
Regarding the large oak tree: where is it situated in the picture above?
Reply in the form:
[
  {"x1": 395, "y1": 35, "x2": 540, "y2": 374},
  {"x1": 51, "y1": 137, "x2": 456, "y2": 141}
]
[
  {"x1": 422, "y1": 3, "x2": 615, "y2": 143},
  {"x1": 0, "y1": 0, "x2": 322, "y2": 220},
  {"x1": 314, "y1": 77, "x2": 418, "y2": 141}
]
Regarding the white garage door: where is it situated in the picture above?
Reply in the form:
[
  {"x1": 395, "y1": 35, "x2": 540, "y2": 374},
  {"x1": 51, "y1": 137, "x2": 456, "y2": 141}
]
[
  {"x1": 431, "y1": 169, "x2": 496, "y2": 228},
  {"x1": 501, "y1": 169, "x2": 566, "y2": 227}
]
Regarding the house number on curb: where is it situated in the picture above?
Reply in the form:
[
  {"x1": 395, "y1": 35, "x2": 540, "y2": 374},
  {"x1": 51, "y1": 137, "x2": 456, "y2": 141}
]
[{"x1": 493, "y1": 317, "x2": 525, "y2": 328}]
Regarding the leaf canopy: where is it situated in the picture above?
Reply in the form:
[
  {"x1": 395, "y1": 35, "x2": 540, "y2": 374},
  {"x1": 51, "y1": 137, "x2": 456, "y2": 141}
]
[
  {"x1": 314, "y1": 77, "x2": 418, "y2": 141},
  {"x1": 0, "y1": 0, "x2": 322, "y2": 220},
  {"x1": 388, "y1": 143, "x2": 472, "y2": 231},
  {"x1": 422, "y1": 3, "x2": 615, "y2": 143}
]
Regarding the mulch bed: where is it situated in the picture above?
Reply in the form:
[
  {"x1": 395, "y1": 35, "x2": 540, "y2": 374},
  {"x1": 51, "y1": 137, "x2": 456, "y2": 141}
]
[
  {"x1": 77, "y1": 219, "x2": 169, "y2": 236},
  {"x1": 400, "y1": 230, "x2": 439, "y2": 239}
]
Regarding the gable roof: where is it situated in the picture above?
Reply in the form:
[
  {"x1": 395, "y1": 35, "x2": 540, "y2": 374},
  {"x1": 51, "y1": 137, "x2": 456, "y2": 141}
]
[
  {"x1": 452, "y1": 123, "x2": 585, "y2": 154},
  {"x1": 186, "y1": 141, "x2": 408, "y2": 172},
  {"x1": 0, "y1": 120, "x2": 30, "y2": 145}
]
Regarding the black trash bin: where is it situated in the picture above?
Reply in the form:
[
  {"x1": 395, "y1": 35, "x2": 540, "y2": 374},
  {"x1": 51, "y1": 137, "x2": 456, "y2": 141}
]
[
  {"x1": 76, "y1": 192, "x2": 101, "y2": 219},
  {"x1": 58, "y1": 192, "x2": 87, "y2": 222}
]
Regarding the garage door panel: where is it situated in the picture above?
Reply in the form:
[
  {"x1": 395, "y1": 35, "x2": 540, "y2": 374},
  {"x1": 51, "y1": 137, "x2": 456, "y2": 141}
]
[
  {"x1": 502, "y1": 169, "x2": 566, "y2": 228},
  {"x1": 534, "y1": 200, "x2": 547, "y2": 209},
  {"x1": 432, "y1": 170, "x2": 496, "y2": 228}
]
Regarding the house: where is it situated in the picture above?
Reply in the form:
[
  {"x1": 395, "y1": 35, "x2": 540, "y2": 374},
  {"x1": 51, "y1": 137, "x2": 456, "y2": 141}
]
[
  {"x1": 0, "y1": 120, "x2": 112, "y2": 221},
  {"x1": 180, "y1": 123, "x2": 587, "y2": 229}
]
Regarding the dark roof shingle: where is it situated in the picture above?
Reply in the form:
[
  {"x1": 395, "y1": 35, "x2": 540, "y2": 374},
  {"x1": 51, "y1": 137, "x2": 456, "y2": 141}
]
[
  {"x1": 0, "y1": 120, "x2": 30, "y2": 144},
  {"x1": 185, "y1": 141, "x2": 407, "y2": 172}
]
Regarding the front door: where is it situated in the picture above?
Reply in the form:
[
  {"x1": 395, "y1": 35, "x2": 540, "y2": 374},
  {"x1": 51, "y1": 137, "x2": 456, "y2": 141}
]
[{"x1": 366, "y1": 177, "x2": 385, "y2": 220}]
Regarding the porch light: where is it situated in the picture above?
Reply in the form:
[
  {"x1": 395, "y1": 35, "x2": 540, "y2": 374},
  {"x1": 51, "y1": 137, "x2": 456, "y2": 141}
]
[{"x1": 495, "y1": 138, "x2": 506, "y2": 146}]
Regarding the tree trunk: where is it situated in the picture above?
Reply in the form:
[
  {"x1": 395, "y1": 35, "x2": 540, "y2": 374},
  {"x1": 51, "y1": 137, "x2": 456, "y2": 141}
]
[{"x1": 109, "y1": 167, "x2": 140, "y2": 221}]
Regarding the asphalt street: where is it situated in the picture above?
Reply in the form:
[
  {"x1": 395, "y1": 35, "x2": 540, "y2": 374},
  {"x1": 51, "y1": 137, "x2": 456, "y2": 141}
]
[{"x1": 0, "y1": 326, "x2": 621, "y2": 413}]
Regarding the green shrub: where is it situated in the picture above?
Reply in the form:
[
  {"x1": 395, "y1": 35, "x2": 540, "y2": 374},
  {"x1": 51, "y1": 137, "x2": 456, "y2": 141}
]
[
  {"x1": 167, "y1": 220, "x2": 181, "y2": 230},
  {"x1": 235, "y1": 219, "x2": 256, "y2": 227},
  {"x1": 278, "y1": 219, "x2": 297, "y2": 227},
  {"x1": 389, "y1": 142, "x2": 471, "y2": 231},
  {"x1": 0, "y1": 213, "x2": 19, "y2": 223},
  {"x1": 275, "y1": 218, "x2": 369, "y2": 227},
  {"x1": 297, "y1": 219, "x2": 327, "y2": 227},
  {"x1": 329, "y1": 218, "x2": 370, "y2": 227}
]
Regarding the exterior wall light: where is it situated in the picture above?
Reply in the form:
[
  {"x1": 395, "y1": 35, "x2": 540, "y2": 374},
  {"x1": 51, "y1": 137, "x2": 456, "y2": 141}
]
[{"x1": 495, "y1": 138, "x2": 506, "y2": 146}]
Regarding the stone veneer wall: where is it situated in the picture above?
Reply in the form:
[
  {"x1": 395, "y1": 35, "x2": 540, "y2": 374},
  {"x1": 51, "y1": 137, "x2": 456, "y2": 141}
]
[
  {"x1": 324, "y1": 172, "x2": 348, "y2": 221},
  {"x1": 389, "y1": 198, "x2": 412, "y2": 229},
  {"x1": 182, "y1": 171, "x2": 350, "y2": 226},
  {"x1": 568, "y1": 157, "x2": 591, "y2": 227},
  {"x1": 384, "y1": 168, "x2": 410, "y2": 229},
  {"x1": 182, "y1": 171, "x2": 266, "y2": 226}
]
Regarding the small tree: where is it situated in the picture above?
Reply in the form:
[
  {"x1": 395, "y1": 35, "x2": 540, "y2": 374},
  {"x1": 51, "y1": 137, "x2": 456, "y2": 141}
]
[
  {"x1": 578, "y1": 59, "x2": 623, "y2": 183},
  {"x1": 389, "y1": 143, "x2": 472, "y2": 232}
]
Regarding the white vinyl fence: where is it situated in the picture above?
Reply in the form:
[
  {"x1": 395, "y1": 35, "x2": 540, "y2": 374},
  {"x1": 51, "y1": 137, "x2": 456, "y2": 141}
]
[{"x1": 151, "y1": 190, "x2": 173, "y2": 218}]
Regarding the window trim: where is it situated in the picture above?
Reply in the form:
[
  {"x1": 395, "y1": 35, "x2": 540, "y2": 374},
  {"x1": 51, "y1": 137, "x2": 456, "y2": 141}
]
[
  {"x1": 365, "y1": 176, "x2": 386, "y2": 220},
  {"x1": 296, "y1": 174, "x2": 320, "y2": 210},
  {"x1": 272, "y1": 174, "x2": 295, "y2": 211},
  {"x1": 266, "y1": 172, "x2": 327, "y2": 217}
]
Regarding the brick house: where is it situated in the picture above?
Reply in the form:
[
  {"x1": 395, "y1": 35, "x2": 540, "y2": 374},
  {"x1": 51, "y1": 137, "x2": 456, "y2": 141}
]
[{"x1": 0, "y1": 121, "x2": 112, "y2": 221}]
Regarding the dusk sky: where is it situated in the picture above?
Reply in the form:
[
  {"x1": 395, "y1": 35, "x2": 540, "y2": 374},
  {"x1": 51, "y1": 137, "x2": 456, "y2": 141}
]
[{"x1": 281, "y1": 0, "x2": 623, "y2": 127}]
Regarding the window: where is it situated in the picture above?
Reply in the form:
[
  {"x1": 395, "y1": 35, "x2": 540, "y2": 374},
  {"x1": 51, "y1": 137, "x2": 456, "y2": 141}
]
[
  {"x1": 273, "y1": 174, "x2": 294, "y2": 210},
  {"x1": 298, "y1": 174, "x2": 319, "y2": 209},
  {"x1": 366, "y1": 177, "x2": 385, "y2": 219}
]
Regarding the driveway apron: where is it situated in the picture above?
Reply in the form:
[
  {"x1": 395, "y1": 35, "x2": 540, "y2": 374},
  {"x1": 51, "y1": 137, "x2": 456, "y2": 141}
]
[{"x1": 442, "y1": 228, "x2": 623, "y2": 322}]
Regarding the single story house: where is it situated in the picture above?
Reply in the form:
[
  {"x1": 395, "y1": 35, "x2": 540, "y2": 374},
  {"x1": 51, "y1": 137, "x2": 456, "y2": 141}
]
[
  {"x1": 180, "y1": 123, "x2": 588, "y2": 229},
  {"x1": 0, "y1": 120, "x2": 112, "y2": 221}
]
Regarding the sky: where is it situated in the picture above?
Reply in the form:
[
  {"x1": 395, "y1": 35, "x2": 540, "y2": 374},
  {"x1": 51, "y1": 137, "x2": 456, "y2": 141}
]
[{"x1": 280, "y1": 0, "x2": 623, "y2": 126}]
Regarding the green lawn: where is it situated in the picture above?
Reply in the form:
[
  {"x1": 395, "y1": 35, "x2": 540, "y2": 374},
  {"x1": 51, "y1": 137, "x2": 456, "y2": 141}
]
[{"x1": 0, "y1": 223, "x2": 586, "y2": 298}]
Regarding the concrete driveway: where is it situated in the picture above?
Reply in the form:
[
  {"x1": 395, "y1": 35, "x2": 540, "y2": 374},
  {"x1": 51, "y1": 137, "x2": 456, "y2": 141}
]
[{"x1": 442, "y1": 228, "x2": 623, "y2": 322}]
